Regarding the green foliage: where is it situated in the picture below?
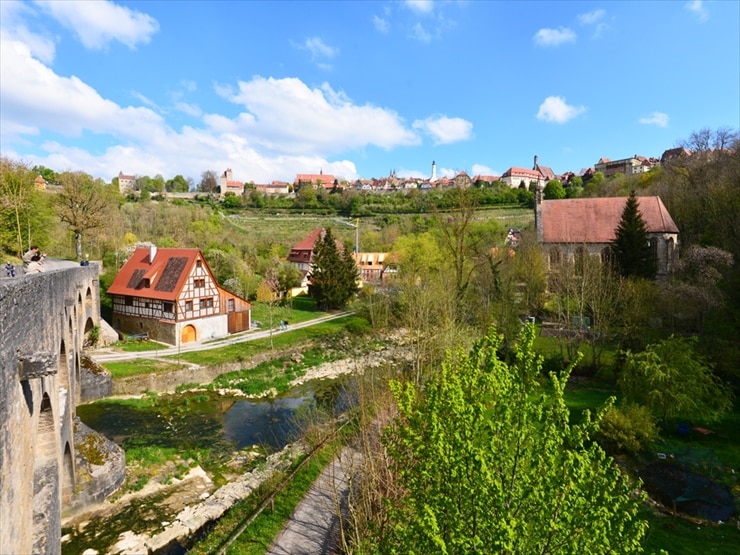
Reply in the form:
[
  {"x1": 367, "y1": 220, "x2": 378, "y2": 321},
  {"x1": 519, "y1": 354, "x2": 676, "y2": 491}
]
[
  {"x1": 0, "y1": 157, "x2": 54, "y2": 257},
  {"x1": 308, "y1": 227, "x2": 359, "y2": 310},
  {"x1": 611, "y1": 192, "x2": 657, "y2": 279},
  {"x1": 619, "y1": 336, "x2": 734, "y2": 426},
  {"x1": 543, "y1": 179, "x2": 566, "y2": 199},
  {"x1": 380, "y1": 325, "x2": 647, "y2": 554},
  {"x1": 598, "y1": 403, "x2": 660, "y2": 455}
]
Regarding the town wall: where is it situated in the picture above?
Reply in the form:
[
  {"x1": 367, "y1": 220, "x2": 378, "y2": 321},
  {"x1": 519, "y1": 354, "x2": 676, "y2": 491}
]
[{"x1": 0, "y1": 262, "x2": 124, "y2": 554}]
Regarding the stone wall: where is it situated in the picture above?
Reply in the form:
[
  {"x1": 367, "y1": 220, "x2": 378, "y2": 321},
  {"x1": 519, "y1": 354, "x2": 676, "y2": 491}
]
[{"x1": 0, "y1": 262, "x2": 124, "y2": 555}]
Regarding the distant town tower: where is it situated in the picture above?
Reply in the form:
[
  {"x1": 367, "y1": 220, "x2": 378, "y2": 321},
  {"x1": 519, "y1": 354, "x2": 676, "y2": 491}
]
[{"x1": 431, "y1": 160, "x2": 437, "y2": 182}]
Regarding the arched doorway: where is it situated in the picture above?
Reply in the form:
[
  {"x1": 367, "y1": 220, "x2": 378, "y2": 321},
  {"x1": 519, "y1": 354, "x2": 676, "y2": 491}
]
[{"x1": 181, "y1": 325, "x2": 197, "y2": 343}]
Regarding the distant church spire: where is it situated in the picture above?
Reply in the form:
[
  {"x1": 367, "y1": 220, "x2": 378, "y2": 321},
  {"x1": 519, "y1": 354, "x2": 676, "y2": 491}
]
[{"x1": 431, "y1": 160, "x2": 437, "y2": 181}]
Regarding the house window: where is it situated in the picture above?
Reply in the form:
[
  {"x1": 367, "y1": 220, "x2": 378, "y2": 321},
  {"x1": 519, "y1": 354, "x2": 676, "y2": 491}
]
[
  {"x1": 125, "y1": 296, "x2": 133, "y2": 306},
  {"x1": 142, "y1": 278, "x2": 150, "y2": 288},
  {"x1": 164, "y1": 302, "x2": 174, "y2": 313},
  {"x1": 196, "y1": 259, "x2": 202, "y2": 269},
  {"x1": 194, "y1": 278, "x2": 205, "y2": 288},
  {"x1": 200, "y1": 297, "x2": 213, "y2": 309},
  {"x1": 227, "y1": 299, "x2": 235, "y2": 312},
  {"x1": 185, "y1": 300, "x2": 193, "y2": 311},
  {"x1": 549, "y1": 247, "x2": 562, "y2": 267}
]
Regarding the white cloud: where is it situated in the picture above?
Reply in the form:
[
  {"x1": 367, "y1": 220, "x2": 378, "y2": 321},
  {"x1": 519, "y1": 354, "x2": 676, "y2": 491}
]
[
  {"x1": 533, "y1": 27, "x2": 576, "y2": 47},
  {"x1": 373, "y1": 15, "x2": 390, "y2": 33},
  {"x1": 0, "y1": 36, "x2": 165, "y2": 139},
  {"x1": 405, "y1": 0, "x2": 434, "y2": 14},
  {"x1": 35, "y1": 0, "x2": 159, "y2": 49},
  {"x1": 174, "y1": 101, "x2": 202, "y2": 117},
  {"x1": 304, "y1": 37, "x2": 338, "y2": 60},
  {"x1": 471, "y1": 164, "x2": 499, "y2": 177},
  {"x1": 221, "y1": 77, "x2": 420, "y2": 155},
  {"x1": 0, "y1": 1, "x2": 57, "y2": 63},
  {"x1": 410, "y1": 22, "x2": 432, "y2": 43},
  {"x1": 412, "y1": 116, "x2": 473, "y2": 145},
  {"x1": 685, "y1": 1, "x2": 709, "y2": 22},
  {"x1": 536, "y1": 96, "x2": 586, "y2": 124},
  {"x1": 1, "y1": 36, "x2": 404, "y2": 183},
  {"x1": 578, "y1": 9, "x2": 606, "y2": 25},
  {"x1": 639, "y1": 112, "x2": 669, "y2": 127}
]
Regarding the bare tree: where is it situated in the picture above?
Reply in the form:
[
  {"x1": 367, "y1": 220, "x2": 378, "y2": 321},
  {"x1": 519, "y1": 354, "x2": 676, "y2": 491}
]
[
  {"x1": 55, "y1": 171, "x2": 115, "y2": 259},
  {"x1": 199, "y1": 170, "x2": 219, "y2": 193}
]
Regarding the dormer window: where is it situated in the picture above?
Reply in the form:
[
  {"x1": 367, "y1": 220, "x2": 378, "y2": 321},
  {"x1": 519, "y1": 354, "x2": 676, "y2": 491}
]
[{"x1": 142, "y1": 278, "x2": 150, "y2": 288}]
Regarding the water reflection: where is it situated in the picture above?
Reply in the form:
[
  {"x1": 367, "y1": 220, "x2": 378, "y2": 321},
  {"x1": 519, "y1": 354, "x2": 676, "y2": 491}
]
[{"x1": 77, "y1": 377, "x2": 352, "y2": 454}]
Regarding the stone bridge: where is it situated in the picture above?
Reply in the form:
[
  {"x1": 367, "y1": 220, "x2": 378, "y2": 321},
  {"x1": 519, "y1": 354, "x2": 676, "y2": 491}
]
[{"x1": 1, "y1": 261, "x2": 125, "y2": 555}]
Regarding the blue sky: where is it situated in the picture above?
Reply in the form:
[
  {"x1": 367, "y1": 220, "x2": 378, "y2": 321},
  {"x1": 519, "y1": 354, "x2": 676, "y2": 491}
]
[{"x1": 1, "y1": 0, "x2": 738, "y2": 185}]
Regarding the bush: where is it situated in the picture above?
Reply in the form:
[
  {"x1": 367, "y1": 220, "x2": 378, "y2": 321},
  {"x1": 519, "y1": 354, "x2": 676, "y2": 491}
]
[
  {"x1": 344, "y1": 316, "x2": 371, "y2": 336},
  {"x1": 598, "y1": 403, "x2": 659, "y2": 455}
]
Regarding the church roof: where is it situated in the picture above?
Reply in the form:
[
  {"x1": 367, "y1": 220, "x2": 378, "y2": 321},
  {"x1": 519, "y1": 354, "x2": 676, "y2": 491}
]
[{"x1": 542, "y1": 196, "x2": 678, "y2": 244}]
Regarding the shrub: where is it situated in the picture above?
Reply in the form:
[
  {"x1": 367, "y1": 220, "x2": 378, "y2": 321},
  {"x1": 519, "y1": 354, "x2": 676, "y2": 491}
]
[{"x1": 598, "y1": 403, "x2": 659, "y2": 455}]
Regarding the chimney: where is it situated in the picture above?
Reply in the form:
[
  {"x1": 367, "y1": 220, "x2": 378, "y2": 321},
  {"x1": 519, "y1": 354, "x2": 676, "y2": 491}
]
[{"x1": 149, "y1": 244, "x2": 157, "y2": 264}]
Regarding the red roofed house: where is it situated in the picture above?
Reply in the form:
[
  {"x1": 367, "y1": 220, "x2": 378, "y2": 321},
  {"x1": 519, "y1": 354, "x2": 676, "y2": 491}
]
[
  {"x1": 118, "y1": 171, "x2": 136, "y2": 194},
  {"x1": 501, "y1": 155, "x2": 555, "y2": 189},
  {"x1": 535, "y1": 191, "x2": 679, "y2": 279},
  {"x1": 594, "y1": 155, "x2": 658, "y2": 177},
  {"x1": 294, "y1": 171, "x2": 338, "y2": 190},
  {"x1": 220, "y1": 168, "x2": 244, "y2": 197},
  {"x1": 287, "y1": 228, "x2": 346, "y2": 292},
  {"x1": 107, "y1": 245, "x2": 251, "y2": 345}
]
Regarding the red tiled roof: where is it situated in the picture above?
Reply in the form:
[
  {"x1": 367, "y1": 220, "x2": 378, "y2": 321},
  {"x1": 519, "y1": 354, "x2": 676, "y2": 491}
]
[
  {"x1": 502, "y1": 167, "x2": 541, "y2": 179},
  {"x1": 294, "y1": 173, "x2": 337, "y2": 185},
  {"x1": 287, "y1": 228, "x2": 344, "y2": 264},
  {"x1": 107, "y1": 247, "x2": 210, "y2": 301},
  {"x1": 291, "y1": 228, "x2": 324, "y2": 252},
  {"x1": 542, "y1": 196, "x2": 679, "y2": 244}
]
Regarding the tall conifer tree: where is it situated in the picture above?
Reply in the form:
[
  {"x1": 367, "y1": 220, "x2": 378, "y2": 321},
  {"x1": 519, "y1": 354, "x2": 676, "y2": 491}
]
[
  {"x1": 308, "y1": 227, "x2": 359, "y2": 310},
  {"x1": 612, "y1": 192, "x2": 656, "y2": 279}
]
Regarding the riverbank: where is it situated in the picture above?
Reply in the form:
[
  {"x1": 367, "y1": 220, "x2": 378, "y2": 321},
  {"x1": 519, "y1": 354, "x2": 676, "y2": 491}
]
[{"x1": 63, "y1": 337, "x2": 409, "y2": 554}]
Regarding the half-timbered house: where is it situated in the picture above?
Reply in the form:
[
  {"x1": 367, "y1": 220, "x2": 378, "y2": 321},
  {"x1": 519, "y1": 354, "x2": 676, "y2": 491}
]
[{"x1": 107, "y1": 245, "x2": 251, "y2": 345}]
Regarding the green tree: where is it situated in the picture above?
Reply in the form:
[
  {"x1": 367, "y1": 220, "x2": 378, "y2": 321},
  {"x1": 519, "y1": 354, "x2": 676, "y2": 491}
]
[
  {"x1": 275, "y1": 259, "x2": 303, "y2": 301},
  {"x1": 165, "y1": 174, "x2": 189, "y2": 192},
  {"x1": 619, "y1": 336, "x2": 734, "y2": 426},
  {"x1": 0, "y1": 158, "x2": 40, "y2": 257},
  {"x1": 55, "y1": 171, "x2": 116, "y2": 259},
  {"x1": 308, "y1": 227, "x2": 359, "y2": 310},
  {"x1": 611, "y1": 192, "x2": 656, "y2": 279},
  {"x1": 379, "y1": 326, "x2": 647, "y2": 554},
  {"x1": 543, "y1": 179, "x2": 566, "y2": 199}
]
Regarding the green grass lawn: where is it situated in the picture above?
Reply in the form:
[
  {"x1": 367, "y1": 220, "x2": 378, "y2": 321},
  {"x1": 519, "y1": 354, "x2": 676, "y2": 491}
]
[
  {"x1": 170, "y1": 315, "x2": 356, "y2": 366},
  {"x1": 249, "y1": 295, "x2": 325, "y2": 329},
  {"x1": 102, "y1": 314, "x2": 360, "y2": 377},
  {"x1": 103, "y1": 359, "x2": 189, "y2": 379}
]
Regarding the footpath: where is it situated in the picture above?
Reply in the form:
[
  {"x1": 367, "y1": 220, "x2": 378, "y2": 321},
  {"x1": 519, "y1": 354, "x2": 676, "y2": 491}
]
[{"x1": 266, "y1": 447, "x2": 359, "y2": 555}]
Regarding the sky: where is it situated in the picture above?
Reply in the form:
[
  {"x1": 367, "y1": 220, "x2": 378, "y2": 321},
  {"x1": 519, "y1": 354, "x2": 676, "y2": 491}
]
[{"x1": 1, "y1": 0, "x2": 739, "y2": 186}]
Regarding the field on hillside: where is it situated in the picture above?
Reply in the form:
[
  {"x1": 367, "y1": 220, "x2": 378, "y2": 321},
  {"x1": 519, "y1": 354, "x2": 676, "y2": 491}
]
[{"x1": 227, "y1": 205, "x2": 534, "y2": 250}]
